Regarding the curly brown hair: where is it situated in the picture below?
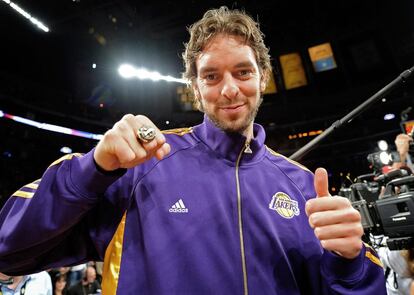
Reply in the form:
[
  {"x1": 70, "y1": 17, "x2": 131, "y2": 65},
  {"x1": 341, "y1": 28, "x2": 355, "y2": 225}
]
[{"x1": 182, "y1": 6, "x2": 272, "y2": 87}]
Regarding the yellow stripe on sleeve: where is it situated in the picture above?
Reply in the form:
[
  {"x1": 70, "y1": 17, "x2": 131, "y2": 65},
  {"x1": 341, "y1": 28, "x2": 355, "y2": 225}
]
[
  {"x1": 363, "y1": 242, "x2": 375, "y2": 251},
  {"x1": 12, "y1": 191, "x2": 34, "y2": 199},
  {"x1": 48, "y1": 153, "x2": 83, "y2": 168},
  {"x1": 365, "y1": 250, "x2": 383, "y2": 267},
  {"x1": 266, "y1": 146, "x2": 310, "y2": 172},
  {"x1": 24, "y1": 183, "x2": 38, "y2": 190},
  {"x1": 162, "y1": 127, "x2": 193, "y2": 136}
]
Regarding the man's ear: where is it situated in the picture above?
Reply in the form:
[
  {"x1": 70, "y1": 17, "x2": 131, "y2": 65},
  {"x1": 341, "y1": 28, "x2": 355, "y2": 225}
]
[
  {"x1": 260, "y1": 71, "x2": 269, "y2": 92},
  {"x1": 191, "y1": 81, "x2": 203, "y2": 111},
  {"x1": 191, "y1": 79, "x2": 200, "y2": 99}
]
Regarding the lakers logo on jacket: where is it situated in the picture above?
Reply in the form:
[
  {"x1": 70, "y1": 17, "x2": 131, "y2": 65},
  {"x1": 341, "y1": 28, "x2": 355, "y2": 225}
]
[{"x1": 269, "y1": 192, "x2": 300, "y2": 219}]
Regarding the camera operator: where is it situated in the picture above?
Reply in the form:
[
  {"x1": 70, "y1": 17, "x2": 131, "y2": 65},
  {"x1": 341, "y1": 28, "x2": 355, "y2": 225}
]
[
  {"x1": 376, "y1": 132, "x2": 414, "y2": 294},
  {"x1": 379, "y1": 246, "x2": 414, "y2": 295},
  {"x1": 392, "y1": 133, "x2": 413, "y2": 172}
]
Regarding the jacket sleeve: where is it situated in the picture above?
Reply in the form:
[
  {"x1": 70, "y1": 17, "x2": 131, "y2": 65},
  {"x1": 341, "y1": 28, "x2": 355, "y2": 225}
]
[
  {"x1": 0, "y1": 150, "x2": 133, "y2": 275},
  {"x1": 294, "y1": 168, "x2": 387, "y2": 294},
  {"x1": 318, "y1": 243, "x2": 387, "y2": 294}
]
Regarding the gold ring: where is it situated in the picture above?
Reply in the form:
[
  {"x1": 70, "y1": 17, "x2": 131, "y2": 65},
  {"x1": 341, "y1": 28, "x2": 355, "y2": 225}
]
[{"x1": 137, "y1": 126, "x2": 156, "y2": 143}]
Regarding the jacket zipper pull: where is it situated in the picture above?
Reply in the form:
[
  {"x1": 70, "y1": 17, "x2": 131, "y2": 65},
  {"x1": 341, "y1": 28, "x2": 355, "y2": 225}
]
[{"x1": 244, "y1": 143, "x2": 252, "y2": 154}]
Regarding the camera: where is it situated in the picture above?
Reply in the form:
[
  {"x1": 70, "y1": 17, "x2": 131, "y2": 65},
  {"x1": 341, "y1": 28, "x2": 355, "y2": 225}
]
[{"x1": 339, "y1": 167, "x2": 414, "y2": 250}]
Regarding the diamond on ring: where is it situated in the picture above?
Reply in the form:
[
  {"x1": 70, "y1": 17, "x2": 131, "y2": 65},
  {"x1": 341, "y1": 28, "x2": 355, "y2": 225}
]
[{"x1": 137, "y1": 126, "x2": 156, "y2": 143}]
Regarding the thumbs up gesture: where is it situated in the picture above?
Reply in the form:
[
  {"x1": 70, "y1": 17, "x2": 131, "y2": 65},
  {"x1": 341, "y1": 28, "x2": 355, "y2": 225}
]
[{"x1": 305, "y1": 168, "x2": 363, "y2": 259}]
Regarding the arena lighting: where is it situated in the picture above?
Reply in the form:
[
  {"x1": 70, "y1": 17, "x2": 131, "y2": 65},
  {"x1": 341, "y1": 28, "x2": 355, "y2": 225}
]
[
  {"x1": 379, "y1": 151, "x2": 392, "y2": 165},
  {"x1": 288, "y1": 130, "x2": 323, "y2": 140},
  {"x1": 377, "y1": 140, "x2": 388, "y2": 151},
  {"x1": 1, "y1": 0, "x2": 50, "y2": 32},
  {"x1": 383, "y1": 113, "x2": 395, "y2": 120},
  {"x1": 60, "y1": 146, "x2": 73, "y2": 154},
  {"x1": 118, "y1": 64, "x2": 187, "y2": 84},
  {"x1": 1, "y1": 111, "x2": 103, "y2": 140}
]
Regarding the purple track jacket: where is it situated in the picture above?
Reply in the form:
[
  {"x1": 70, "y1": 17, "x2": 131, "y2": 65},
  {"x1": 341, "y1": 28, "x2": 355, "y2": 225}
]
[{"x1": 0, "y1": 117, "x2": 386, "y2": 294}]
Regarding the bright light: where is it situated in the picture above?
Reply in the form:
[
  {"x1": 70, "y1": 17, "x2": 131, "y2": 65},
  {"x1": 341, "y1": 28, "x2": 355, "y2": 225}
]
[
  {"x1": 379, "y1": 151, "x2": 392, "y2": 165},
  {"x1": 42, "y1": 123, "x2": 72, "y2": 135},
  {"x1": 92, "y1": 63, "x2": 97, "y2": 69},
  {"x1": 60, "y1": 146, "x2": 73, "y2": 154},
  {"x1": 2, "y1": 111, "x2": 103, "y2": 140},
  {"x1": 384, "y1": 113, "x2": 395, "y2": 120},
  {"x1": 118, "y1": 64, "x2": 136, "y2": 79},
  {"x1": 377, "y1": 140, "x2": 388, "y2": 151},
  {"x1": 2, "y1": 0, "x2": 50, "y2": 32},
  {"x1": 118, "y1": 64, "x2": 187, "y2": 84},
  {"x1": 12, "y1": 115, "x2": 40, "y2": 128},
  {"x1": 0, "y1": 110, "x2": 4, "y2": 118}
]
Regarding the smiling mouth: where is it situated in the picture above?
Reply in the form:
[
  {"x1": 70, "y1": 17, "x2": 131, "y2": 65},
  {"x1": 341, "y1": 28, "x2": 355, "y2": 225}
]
[{"x1": 221, "y1": 104, "x2": 245, "y2": 111}]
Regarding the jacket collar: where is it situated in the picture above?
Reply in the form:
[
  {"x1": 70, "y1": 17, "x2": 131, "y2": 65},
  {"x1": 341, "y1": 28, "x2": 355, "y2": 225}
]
[{"x1": 193, "y1": 115, "x2": 266, "y2": 164}]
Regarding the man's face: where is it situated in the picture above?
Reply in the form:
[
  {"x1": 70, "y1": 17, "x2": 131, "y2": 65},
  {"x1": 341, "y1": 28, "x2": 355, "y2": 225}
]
[
  {"x1": 193, "y1": 34, "x2": 266, "y2": 135},
  {"x1": 86, "y1": 267, "x2": 96, "y2": 283}
]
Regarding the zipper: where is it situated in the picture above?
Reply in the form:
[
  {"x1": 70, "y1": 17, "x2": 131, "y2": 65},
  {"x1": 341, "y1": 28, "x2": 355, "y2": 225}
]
[
  {"x1": 244, "y1": 142, "x2": 252, "y2": 154},
  {"x1": 235, "y1": 140, "x2": 251, "y2": 295}
]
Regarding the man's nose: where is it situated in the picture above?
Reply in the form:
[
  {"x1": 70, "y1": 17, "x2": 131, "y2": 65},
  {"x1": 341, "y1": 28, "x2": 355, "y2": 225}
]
[{"x1": 221, "y1": 73, "x2": 239, "y2": 99}]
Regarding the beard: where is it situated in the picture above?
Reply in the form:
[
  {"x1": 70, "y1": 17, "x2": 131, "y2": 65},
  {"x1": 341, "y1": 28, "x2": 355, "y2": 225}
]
[{"x1": 201, "y1": 96, "x2": 263, "y2": 134}]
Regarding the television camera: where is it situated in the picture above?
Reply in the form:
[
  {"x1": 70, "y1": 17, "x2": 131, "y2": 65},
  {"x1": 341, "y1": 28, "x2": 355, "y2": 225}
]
[{"x1": 339, "y1": 162, "x2": 414, "y2": 250}]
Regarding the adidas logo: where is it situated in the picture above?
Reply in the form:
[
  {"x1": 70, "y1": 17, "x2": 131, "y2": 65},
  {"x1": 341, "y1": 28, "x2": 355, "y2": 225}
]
[{"x1": 169, "y1": 199, "x2": 188, "y2": 213}]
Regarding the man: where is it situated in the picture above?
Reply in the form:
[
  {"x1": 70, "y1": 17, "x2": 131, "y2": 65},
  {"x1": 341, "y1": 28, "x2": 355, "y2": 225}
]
[
  {"x1": 377, "y1": 131, "x2": 413, "y2": 294},
  {"x1": 67, "y1": 266, "x2": 101, "y2": 295},
  {"x1": 0, "y1": 7, "x2": 385, "y2": 294},
  {"x1": 393, "y1": 132, "x2": 413, "y2": 171},
  {"x1": 0, "y1": 272, "x2": 52, "y2": 295},
  {"x1": 378, "y1": 246, "x2": 413, "y2": 295}
]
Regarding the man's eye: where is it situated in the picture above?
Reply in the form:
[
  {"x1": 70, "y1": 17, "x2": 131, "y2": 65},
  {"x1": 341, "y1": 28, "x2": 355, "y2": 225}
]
[
  {"x1": 239, "y1": 69, "x2": 252, "y2": 76},
  {"x1": 205, "y1": 74, "x2": 217, "y2": 80}
]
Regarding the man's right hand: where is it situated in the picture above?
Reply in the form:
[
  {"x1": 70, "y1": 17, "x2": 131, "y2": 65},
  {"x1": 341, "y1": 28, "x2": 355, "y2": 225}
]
[{"x1": 94, "y1": 114, "x2": 171, "y2": 171}]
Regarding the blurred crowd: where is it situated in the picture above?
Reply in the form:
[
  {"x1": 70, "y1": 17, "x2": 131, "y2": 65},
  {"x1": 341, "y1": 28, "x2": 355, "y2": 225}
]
[{"x1": 0, "y1": 262, "x2": 102, "y2": 295}]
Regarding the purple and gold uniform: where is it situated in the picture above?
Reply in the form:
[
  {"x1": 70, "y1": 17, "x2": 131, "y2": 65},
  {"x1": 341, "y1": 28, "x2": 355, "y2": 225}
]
[{"x1": 0, "y1": 117, "x2": 386, "y2": 294}]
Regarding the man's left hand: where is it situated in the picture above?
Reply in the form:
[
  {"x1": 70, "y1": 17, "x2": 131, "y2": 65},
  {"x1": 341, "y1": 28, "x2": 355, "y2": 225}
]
[{"x1": 305, "y1": 168, "x2": 363, "y2": 259}]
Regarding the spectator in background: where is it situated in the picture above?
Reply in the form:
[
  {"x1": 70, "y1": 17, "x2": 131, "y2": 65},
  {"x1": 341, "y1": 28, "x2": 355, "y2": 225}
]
[
  {"x1": 67, "y1": 266, "x2": 100, "y2": 295},
  {"x1": 0, "y1": 271, "x2": 52, "y2": 295},
  {"x1": 48, "y1": 267, "x2": 70, "y2": 285},
  {"x1": 85, "y1": 262, "x2": 102, "y2": 285},
  {"x1": 393, "y1": 132, "x2": 413, "y2": 172},
  {"x1": 51, "y1": 272, "x2": 67, "y2": 295}
]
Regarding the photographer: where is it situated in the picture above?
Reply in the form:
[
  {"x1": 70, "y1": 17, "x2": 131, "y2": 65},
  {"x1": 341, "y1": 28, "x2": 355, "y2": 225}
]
[
  {"x1": 377, "y1": 131, "x2": 414, "y2": 294},
  {"x1": 393, "y1": 133, "x2": 413, "y2": 172},
  {"x1": 379, "y1": 246, "x2": 414, "y2": 295}
]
